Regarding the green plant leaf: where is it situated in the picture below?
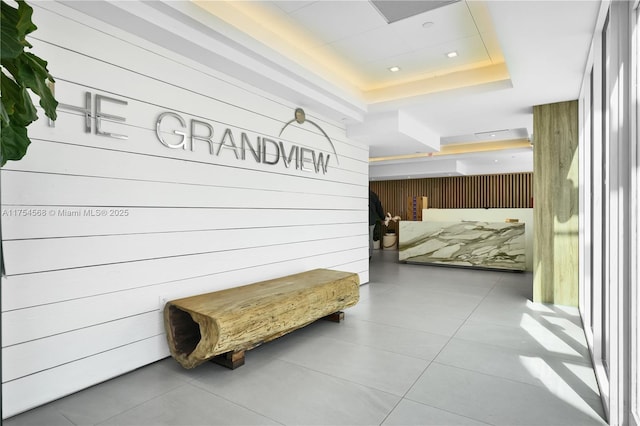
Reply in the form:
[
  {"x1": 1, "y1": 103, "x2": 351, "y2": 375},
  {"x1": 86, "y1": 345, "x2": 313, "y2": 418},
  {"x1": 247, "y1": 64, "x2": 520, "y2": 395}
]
[
  {"x1": 0, "y1": 99, "x2": 10, "y2": 126},
  {"x1": 1, "y1": 1, "x2": 24, "y2": 59},
  {"x1": 19, "y1": 52, "x2": 57, "y2": 120},
  {"x1": 0, "y1": 0, "x2": 35, "y2": 60},
  {"x1": 1, "y1": 70, "x2": 37, "y2": 126},
  {"x1": 15, "y1": 0, "x2": 37, "y2": 37},
  {"x1": 0, "y1": 120, "x2": 30, "y2": 167},
  {"x1": 2, "y1": 51, "x2": 21, "y2": 81},
  {"x1": 1, "y1": 69, "x2": 21, "y2": 118},
  {"x1": 1, "y1": 0, "x2": 57, "y2": 168},
  {"x1": 17, "y1": 86, "x2": 38, "y2": 124},
  {"x1": 1, "y1": 63, "x2": 38, "y2": 168}
]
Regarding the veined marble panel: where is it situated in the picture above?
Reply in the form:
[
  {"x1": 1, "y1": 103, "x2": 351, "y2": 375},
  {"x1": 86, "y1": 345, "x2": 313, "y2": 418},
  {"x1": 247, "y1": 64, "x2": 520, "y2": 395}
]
[{"x1": 399, "y1": 221, "x2": 525, "y2": 271}]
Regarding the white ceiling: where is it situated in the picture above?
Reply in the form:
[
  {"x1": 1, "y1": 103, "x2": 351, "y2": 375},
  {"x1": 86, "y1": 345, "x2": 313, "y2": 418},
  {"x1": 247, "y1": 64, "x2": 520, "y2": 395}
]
[{"x1": 62, "y1": 0, "x2": 602, "y2": 179}]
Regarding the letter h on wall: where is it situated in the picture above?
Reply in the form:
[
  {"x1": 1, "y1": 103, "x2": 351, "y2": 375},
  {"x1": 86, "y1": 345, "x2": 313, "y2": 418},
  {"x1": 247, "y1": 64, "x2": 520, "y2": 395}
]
[{"x1": 48, "y1": 87, "x2": 128, "y2": 140}]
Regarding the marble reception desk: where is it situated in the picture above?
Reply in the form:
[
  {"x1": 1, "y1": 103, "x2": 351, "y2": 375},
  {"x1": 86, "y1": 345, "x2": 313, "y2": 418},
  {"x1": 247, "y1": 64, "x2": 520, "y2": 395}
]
[{"x1": 399, "y1": 221, "x2": 525, "y2": 271}]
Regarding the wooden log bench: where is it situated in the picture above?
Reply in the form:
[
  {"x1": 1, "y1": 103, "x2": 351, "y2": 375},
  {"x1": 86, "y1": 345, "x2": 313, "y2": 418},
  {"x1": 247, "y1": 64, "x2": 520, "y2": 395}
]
[{"x1": 163, "y1": 268, "x2": 360, "y2": 369}]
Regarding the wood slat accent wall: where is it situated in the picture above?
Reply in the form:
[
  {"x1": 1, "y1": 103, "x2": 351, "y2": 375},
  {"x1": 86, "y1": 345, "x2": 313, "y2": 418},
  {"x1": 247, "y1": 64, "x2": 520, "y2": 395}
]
[{"x1": 369, "y1": 172, "x2": 533, "y2": 219}]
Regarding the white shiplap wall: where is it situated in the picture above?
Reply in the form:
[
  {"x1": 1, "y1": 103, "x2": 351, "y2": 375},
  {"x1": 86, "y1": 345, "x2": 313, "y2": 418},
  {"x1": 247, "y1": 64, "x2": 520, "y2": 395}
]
[{"x1": 1, "y1": 3, "x2": 369, "y2": 418}]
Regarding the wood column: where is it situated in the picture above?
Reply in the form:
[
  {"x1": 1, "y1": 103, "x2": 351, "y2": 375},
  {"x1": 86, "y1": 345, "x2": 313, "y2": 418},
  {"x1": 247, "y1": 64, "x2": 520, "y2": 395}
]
[{"x1": 533, "y1": 100, "x2": 579, "y2": 306}]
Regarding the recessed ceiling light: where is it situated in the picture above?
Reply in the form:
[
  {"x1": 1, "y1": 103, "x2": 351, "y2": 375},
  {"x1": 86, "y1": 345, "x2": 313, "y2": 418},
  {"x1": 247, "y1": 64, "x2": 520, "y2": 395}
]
[
  {"x1": 388, "y1": 66, "x2": 401, "y2": 72},
  {"x1": 494, "y1": 159, "x2": 499, "y2": 163},
  {"x1": 422, "y1": 21, "x2": 435, "y2": 29},
  {"x1": 446, "y1": 51, "x2": 458, "y2": 58}
]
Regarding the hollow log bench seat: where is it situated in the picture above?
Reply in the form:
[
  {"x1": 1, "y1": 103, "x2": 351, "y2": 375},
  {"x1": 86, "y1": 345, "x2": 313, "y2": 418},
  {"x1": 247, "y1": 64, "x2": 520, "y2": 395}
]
[{"x1": 163, "y1": 269, "x2": 360, "y2": 369}]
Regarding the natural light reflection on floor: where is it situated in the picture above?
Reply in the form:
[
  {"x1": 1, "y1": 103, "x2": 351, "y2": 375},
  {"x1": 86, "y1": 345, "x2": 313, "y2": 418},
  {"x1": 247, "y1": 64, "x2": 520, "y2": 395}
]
[
  {"x1": 519, "y1": 311, "x2": 585, "y2": 357},
  {"x1": 519, "y1": 304, "x2": 604, "y2": 422},
  {"x1": 525, "y1": 300, "x2": 557, "y2": 313}
]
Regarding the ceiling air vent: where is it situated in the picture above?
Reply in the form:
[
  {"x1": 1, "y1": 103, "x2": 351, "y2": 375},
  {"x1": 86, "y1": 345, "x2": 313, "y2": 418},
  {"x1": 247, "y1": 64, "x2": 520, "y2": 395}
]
[{"x1": 370, "y1": 0, "x2": 462, "y2": 24}]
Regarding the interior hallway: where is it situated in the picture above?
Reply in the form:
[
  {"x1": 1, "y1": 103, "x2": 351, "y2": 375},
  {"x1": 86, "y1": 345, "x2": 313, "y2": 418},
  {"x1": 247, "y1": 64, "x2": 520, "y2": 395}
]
[{"x1": 5, "y1": 250, "x2": 607, "y2": 425}]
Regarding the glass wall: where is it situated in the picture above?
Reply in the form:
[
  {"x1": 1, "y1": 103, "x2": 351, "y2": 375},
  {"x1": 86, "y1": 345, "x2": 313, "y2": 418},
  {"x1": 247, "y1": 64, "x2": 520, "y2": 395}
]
[
  {"x1": 579, "y1": 1, "x2": 637, "y2": 424},
  {"x1": 632, "y1": 3, "x2": 640, "y2": 425}
]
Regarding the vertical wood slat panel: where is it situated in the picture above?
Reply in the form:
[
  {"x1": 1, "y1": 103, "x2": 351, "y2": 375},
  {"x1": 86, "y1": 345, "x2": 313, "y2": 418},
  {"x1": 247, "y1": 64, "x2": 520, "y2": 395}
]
[{"x1": 370, "y1": 172, "x2": 533, "y2": 219}]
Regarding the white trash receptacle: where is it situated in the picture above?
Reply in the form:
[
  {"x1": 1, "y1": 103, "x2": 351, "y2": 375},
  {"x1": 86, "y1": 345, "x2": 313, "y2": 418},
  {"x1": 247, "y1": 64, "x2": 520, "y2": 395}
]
[{"x1": 382, "y1": 233, "x2": 397, "y2": 250}]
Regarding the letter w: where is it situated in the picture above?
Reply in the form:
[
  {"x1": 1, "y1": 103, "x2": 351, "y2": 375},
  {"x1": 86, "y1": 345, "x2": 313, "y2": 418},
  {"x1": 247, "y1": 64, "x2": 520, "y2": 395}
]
[{"x1": 314, "y1": 152, "x2": 330, "y2": 174}]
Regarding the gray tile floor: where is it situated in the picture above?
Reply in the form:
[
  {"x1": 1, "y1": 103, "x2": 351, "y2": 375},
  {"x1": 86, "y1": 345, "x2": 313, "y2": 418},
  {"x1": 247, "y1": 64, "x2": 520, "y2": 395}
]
[{"x1": 5, "y1": 250, "x2": 608, "y2": 425}]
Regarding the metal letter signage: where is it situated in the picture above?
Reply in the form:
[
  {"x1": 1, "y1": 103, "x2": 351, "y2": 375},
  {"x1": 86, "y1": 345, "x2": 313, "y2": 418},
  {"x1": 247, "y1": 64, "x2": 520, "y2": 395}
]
[
  {"x1": 95, "y1": 95, "x2": 128, "y2": 140},
  {"x1": 47, "y1": 89, "x2": 336, "y2": 175},
  {"x1": 155, "y1": 112, "x2": 187, "y2": 149},
  {"x1": 154, "y1": 107, "x2": 338, "y2": 175},
  {"x1": 49, "y1": 91, "x2": 128, "y2": 140},
  {"x1": 279, "y1": 108, "x2": 339, "y2": 166}
]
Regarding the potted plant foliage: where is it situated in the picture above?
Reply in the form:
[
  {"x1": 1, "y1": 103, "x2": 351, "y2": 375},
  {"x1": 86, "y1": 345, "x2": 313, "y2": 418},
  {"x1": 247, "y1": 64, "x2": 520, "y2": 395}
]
[{"x1": 1, "y1": 0, "x2": 58, "y2": 167}]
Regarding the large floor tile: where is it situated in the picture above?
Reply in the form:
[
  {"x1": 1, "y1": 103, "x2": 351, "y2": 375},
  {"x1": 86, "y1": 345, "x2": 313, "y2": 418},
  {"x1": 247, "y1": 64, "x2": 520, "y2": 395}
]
[
  {"x1": 455, "y1": 317, "x2": 591, "y2": 363},
  {"x1": 406, "y1": 363, "x2": 607, "y2": 426},
  {"x1": 349, "y1": 302, "x2": 468, "y2": 337},
  {"x1": 382, "y1": 271, "x2": 499, "y2": 298},
  {"x1": 382, "y1": 399, "x2": 490, "y2": 426},
  {"x1": 469, "y1": 298, "x2": 555, "y2": 326},
  {"x1": 362, "y1": 288, "x2": 485, "y2": 320},
  {"x1": 274, "y1": 314, "x2": 449, "y2": 362},
  {"x1": 4, "y1": 251, "x2": 606, "y2": 426},
  {"x1": 315, "y1": 317, "x2": 451, "y2": 360},
  {"x1": 190, "y1": 357, "x2": 400, "y2": 425},
  {"x1": 2, "y1": 405, "x2": 75, "y2": 426},
  {"x1": 255, "y1": 333, "x2": 430, "y2": 396},
  {"x1": 98, "y1": 383, "x2": 279, "y2": 425},
  {"x1": 470, "y1": 295, "x2": 583, "y2": 331},
  {"x1": 488, "y1": 275, "x2": 533, "y2": 299},
  {"x1": 50, "y1": 360, "x2": 190, "y2": 425},
  {"x1": 435, "y1": 338, "x2": 603, "y2": 413},
  {"x1": 370, "y1": 254, "x2": 502, "y2": 297}
]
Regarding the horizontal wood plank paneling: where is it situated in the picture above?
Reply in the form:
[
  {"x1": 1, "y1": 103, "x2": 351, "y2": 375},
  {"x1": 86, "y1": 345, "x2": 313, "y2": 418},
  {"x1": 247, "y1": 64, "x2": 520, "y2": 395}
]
[
  {"x1": 3, "y1": 140, "x2": 365, "y2": 198},
  {"x1": 370, "y1": 173, "x2": 533, "y2": 219},
  {"x1": 4, "y1": 225, "x2": 365, "y2": 275},
  {"x1": 1, "y1": 172, "x2": 365, "y2": 210},
  {"x1": 2, "y1": 312, "x2": 163, "y2": 382},
  {"x1": 2, "y1": 206, "x2": 364, "y2": 240},
  {"x1": 2, "y1": 250, "x2": 368, "y2": 314},
  {"x1": 2, "y1": 240, "x2": 365, "y2": 347},
  {"x1": 1, "y1": 2, "x2": 369, "y2": 417}
]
